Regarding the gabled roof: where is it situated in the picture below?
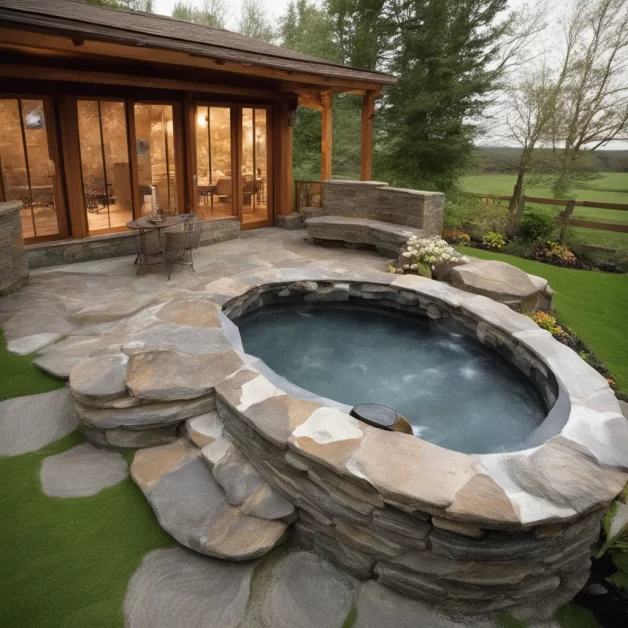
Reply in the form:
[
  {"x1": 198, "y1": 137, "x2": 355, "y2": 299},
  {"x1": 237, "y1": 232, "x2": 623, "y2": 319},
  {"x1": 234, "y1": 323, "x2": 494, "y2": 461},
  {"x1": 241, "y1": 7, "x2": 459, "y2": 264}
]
[{"x1": 0, "y1": 0, "x2": 397, "y2": 86}]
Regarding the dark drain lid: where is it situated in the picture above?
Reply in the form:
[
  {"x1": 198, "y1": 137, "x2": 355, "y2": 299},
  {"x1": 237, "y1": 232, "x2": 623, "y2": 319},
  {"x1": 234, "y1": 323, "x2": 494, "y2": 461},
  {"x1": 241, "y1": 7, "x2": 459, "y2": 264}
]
[{"x1": 350, "y1": 403, "x2": 400, "y2": 430}]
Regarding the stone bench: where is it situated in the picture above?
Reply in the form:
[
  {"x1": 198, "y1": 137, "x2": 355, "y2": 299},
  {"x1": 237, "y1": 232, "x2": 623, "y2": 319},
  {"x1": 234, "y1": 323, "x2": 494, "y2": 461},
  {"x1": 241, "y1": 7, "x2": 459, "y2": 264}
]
[{"x1": 306, "y1": 216, "x2": 429, "y2": 257}]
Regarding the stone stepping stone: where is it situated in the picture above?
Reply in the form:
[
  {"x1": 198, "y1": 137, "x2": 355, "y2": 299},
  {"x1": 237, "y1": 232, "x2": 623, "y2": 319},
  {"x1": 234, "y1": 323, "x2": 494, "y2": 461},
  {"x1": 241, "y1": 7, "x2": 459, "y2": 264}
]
[
  {"x1": 33, "y1": 335, "x2": 101, "y2": 379},
  {"x1": 185, "y1": 411, "x2": 224, "y2": 447},
  {"x1": 202, "y1": 436, "x2": 295, "y2": 520},
  {"x1": 124, "y1": 547, "x2": 255, "y2": 628},
  {"x1": 355, "y1": 580, "x2": 494, "y2": 628},
  {"x1": 0, "y1": 387, "x2": 78, "y2": 457},
  {"x1": 131, "y1": 441, "x2": 288, "y2": 560},
  {"x1": 40, "y1": 442, "x2": 128, "y2": 497},
  {"x1": 7, "y1": 332, "x2": 62, "y2": 356},
  {"x1": 253, "y1": 551, "x2": 357, "y2": 628}
]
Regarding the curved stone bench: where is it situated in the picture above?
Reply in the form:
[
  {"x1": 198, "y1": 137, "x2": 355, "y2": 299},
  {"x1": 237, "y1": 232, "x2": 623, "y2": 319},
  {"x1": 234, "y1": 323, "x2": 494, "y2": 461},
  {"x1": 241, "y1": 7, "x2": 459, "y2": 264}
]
[{"x1": 306, "y1": 216, "x2": 429, "y2": 257}]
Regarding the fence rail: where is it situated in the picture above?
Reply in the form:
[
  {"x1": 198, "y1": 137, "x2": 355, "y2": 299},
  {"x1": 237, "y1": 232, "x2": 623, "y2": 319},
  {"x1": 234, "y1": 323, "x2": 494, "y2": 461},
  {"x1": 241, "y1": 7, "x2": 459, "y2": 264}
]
[{"x1": 470, "y1": 192, "x2": 628, "y2": 241}]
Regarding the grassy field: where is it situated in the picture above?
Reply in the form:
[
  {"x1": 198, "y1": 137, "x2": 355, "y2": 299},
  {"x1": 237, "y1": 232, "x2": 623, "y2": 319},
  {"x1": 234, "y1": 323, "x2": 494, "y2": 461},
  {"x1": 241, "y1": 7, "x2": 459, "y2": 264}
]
[
  {"x1": 458, "y1": 246, "x2": 628, "y2": 393},
  {"x1": 460, "y1": 173, "x2": 628, "y2": 249},
  {"x1": 0, "y1": 341, "x2": 174, "y2": 628}
]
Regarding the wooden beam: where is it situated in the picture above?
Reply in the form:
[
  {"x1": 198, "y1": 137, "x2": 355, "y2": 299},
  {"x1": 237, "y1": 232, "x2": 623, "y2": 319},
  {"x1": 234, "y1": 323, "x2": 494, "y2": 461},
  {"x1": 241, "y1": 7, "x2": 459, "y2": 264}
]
[
  {"x1": 0, "y1": 63, "x2": 280, "y2": 100},
  {"x1": 360, "y1": 90, "x2": 377, "y2": 181},
  {"x1": 0, "y1": 28, "x2": 386, "y2": 93},
  {"x1": 321, "y1": 91, "x2": 333, "y2": 182},
  {"x1": 273, "y1": 99, "x2": 295, "y2": 218},
  {"x1": 297, "y1": 93, "x2": 323, "y2": 110},
  {"x1": 57, "y1": 94, "x2": 87, "y2": 238}
]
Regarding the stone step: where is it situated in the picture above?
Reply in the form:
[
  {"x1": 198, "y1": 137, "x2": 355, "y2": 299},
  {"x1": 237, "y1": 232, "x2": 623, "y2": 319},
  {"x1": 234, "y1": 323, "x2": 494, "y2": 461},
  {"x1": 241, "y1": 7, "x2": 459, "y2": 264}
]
[
  {"x1": 131, "y1": 439, "x2": 288, "y2": 561},
  {"x1": 201, "y1": 435, "x2": 295, "y2": 521}
]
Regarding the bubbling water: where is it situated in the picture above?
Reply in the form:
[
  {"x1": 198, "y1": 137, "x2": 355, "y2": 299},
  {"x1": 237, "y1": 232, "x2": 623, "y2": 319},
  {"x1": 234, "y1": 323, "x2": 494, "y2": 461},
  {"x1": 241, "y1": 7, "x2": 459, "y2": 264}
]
[{"x1": 237, "y1": 303, "x2": 546, "y2": 454}]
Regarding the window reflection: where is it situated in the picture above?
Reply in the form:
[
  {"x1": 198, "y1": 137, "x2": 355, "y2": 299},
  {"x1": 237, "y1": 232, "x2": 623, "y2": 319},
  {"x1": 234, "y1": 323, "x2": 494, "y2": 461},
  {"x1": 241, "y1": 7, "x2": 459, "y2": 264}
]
[
  {"x1": 134, "y1": 104, "x2": 177, "y2": 215},
  {"x1": 77, "y1": 100, "x2": 133, "y2": 233},
  {"x1": 0, "y1": 99, "x2": 60, "y2": 239},
  {"x1": 242, "y1": 108, "x2": 268, "y2": 224},
  {"x1": 195, "y1": 106, "x2": 233, "y2": 218}
]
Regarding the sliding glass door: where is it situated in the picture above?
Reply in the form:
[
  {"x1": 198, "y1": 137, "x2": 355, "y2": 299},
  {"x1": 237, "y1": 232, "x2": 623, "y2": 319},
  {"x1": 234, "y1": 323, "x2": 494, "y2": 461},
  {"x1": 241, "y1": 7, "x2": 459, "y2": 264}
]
[
  {"x1": 241, "y1": 107, "x2": 270, "y2": 227},
  {"x1": 134, "y1": 103, "x2": 179, "y2": 216},
  {"x1": 195, "y1": 105, "x2": 234, "y2": 219},
  {"x1": 77, "y1": 99, "x2": 133, "y2": 234},
  {"x1": 0, "y1": 98, "x2": 63, "y2": 241}
]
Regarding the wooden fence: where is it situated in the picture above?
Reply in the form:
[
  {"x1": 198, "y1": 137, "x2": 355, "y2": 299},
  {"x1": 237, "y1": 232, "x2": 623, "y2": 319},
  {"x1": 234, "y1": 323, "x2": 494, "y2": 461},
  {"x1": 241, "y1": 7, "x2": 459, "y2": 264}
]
[{"x1": 471, "y1": 192, "x2": 628, "y2": 242}]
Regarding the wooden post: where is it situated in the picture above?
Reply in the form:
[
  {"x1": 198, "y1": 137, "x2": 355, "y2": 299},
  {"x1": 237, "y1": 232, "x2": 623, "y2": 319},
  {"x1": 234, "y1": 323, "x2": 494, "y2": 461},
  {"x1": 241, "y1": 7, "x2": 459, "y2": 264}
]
[
  {"x1": 321, "y1": 91, "x2": 333, "y2": 181},
  {"x1": 182, "y1": 95, "x2": 197, "y2": 213},
  {"x1": 273, "y1": 99, "x2": 295, "y2": 218},
  {"x1": 559, "y1": 200, "x2": 576, "y2": 243},
  {"x1": 360, "y1": 91, "x2": 376, "y2": 181}
]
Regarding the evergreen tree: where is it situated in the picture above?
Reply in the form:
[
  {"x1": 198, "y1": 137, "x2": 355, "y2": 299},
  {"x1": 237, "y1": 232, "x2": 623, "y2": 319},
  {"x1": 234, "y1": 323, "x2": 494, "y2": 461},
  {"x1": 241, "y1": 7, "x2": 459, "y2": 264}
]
[
  {"x1": 379, "y1": 0, "x2": 510, "y2": 190},
  {"x1": 87, "y1": 0, "x2": 153, "y2": 11}
]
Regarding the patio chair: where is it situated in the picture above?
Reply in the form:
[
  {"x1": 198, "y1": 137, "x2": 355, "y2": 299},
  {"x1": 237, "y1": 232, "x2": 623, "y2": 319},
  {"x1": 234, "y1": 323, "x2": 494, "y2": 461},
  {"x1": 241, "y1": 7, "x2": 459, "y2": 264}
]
[
  {"x1": 162, "y1": 220, "x2": 203, "y2": 280},
  {"x1": 134, "y1": 228, "x2": 162, "y2": 275}
]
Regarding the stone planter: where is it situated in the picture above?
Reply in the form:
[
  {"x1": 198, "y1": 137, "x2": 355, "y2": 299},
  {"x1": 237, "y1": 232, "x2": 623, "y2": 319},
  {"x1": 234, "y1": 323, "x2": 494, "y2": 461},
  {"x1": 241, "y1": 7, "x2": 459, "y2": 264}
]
[{"x1": 0, "y1": 201, "x2": 28, "y2": 296}]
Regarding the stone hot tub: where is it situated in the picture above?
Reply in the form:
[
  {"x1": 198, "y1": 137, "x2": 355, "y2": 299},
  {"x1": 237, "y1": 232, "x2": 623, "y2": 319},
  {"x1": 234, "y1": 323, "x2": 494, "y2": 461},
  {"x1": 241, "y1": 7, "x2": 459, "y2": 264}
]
[{"x1": 67, "y1": 268, "x2": 628, "y2": 618}]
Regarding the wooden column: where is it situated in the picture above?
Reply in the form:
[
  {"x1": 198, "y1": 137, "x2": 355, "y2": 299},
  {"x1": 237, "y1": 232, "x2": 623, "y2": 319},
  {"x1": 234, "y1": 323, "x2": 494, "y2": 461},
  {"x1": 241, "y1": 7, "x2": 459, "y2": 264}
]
[
  {"x1": 321, "y1": 91, "x2": 333, "y2": 181},
  {"x1": 273, "y1": 99, "x2": 295, "y2": 218},
  {"x1": 360, "y1": 91, "x2": 376, "y2": 181},
  {"x1": 182, "y1": 95, "x2": 198, "y2": 213}
]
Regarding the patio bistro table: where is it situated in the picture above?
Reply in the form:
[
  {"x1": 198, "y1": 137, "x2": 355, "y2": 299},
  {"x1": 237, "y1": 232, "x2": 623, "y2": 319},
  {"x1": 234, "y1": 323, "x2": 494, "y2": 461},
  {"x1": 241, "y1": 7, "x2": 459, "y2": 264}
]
[{"x1": 126, "y1": 215, "x2": 186, "y2": 273}]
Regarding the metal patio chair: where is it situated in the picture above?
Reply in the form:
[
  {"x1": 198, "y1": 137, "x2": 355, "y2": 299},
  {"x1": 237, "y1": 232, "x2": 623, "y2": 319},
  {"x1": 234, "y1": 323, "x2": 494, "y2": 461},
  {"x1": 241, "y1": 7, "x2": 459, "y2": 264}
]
[
  {"x1": 162, "y1": 219, "x2": 203, "y2": 280},
  {"x1": 134, "y1": 228, "x2": 162, "y2": 275}
]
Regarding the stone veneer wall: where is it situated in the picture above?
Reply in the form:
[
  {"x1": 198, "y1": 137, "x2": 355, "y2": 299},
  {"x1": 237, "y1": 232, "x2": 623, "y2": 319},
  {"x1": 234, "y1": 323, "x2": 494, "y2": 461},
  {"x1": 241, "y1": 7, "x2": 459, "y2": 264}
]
[
  {"x1": 27, "y1": 217, "x2": 240, "y2": 269},
  {"x1": 0, "y1": 201, "x2": 29, "y2": 296},
  {"x1": 321, "y1": 180, "x2": 444, "y2": 234},
  {"x1": 215, "y1": 280, "x2": 602, "y2": 615}
]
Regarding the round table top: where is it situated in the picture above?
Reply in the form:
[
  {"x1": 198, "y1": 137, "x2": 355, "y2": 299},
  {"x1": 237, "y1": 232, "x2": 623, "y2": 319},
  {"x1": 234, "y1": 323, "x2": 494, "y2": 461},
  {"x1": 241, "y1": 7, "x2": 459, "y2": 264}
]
[{"x1": 126, "y1": 215, "x2": 185, "y2": 230}]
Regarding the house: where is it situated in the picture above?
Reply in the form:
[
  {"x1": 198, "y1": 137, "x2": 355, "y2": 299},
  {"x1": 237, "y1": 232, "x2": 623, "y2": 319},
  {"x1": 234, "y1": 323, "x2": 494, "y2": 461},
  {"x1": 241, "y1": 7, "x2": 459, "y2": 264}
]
[{"x1": 0, "y1": 0, "x2": 396, "y2": 261}]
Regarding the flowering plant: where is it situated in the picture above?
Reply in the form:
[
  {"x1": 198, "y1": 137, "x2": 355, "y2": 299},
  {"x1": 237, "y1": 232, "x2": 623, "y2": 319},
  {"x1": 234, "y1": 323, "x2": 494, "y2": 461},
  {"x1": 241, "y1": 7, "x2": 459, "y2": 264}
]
[
  {"x1": 482, "y1": 232, "x2": 506, "y2": 249},
  {"x1": 442, "y1": 229, "x2": 471, "y2": 246},
  {"x1": 528, "y1": 311, "x2": 567, "y2": 341},
  {"x1": 533, "y1": 241, "x2": 577, "y2": 267},
  {"x1": 397, "y1": 236, "x2": 469, "y2": 273}
]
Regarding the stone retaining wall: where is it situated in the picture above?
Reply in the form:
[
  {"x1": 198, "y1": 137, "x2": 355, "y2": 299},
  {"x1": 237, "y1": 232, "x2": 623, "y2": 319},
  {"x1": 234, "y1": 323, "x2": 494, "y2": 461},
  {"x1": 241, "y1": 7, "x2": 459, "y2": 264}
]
[
  {"x1": 321, "y1": 181, "x2": 444, "y2": 234},
  {"x1": 0, "y1": 201, "x2": 29, "y2": 296},
  {"x1": 27, "y1": 217, "x2": 240, "y2": 269}
]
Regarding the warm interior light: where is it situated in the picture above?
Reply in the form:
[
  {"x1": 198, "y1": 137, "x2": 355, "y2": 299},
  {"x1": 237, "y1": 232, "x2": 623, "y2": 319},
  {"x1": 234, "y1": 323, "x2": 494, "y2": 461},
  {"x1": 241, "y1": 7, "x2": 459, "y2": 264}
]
[{"x1": 197, "y1": 113, "x2": 207, "y2": 128}]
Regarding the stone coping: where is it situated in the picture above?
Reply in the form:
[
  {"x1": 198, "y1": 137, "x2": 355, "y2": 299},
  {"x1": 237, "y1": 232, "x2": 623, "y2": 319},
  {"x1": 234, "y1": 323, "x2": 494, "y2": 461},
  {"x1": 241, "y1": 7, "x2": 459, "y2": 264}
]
[
  {"x1": 64, "y1": 267, "x2": 627, "y2": 529},
  {"x1": 210, "y1": 270, "x2": 627, "y2": 529}
]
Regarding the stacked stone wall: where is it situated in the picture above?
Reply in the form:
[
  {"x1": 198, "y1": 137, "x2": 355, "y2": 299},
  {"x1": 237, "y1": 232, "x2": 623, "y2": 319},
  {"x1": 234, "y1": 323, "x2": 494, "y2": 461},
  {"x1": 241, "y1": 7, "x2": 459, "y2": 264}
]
[
  {"x1": 321, "y1": 181, "x2": 444, "y2": 234},
  {"x1": 0, "y1": 201, "x2": 29, "y2": 296}
]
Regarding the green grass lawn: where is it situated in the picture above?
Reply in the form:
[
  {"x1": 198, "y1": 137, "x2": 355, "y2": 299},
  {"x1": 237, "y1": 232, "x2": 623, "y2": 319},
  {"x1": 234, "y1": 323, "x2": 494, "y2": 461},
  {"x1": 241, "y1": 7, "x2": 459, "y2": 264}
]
[
  {"x1": 460, "y1": 173, "x2": 628, "y2": 250},
  {"x1": 0, "y1": 344, "x2": 174, "y2": 628},
  {"x1": 458, "y1": 247, "x2": 628, "y2": 393}
]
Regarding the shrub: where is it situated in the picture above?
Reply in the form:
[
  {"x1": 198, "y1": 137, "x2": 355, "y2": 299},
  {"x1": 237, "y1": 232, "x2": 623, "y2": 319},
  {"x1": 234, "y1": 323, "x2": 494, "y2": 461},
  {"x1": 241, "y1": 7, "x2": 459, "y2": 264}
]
[
  {"x1": 482, "y1": 232, "x2": 506, "y2": 249},
  {"x1": 443, "y1": 192, "x2": 509, "y2": 239},
  {"x1": 519, "y1": 210, "x2": 555, "y2": 242},
  {"x1": 502, "y1": 237, "x2": 535, "y2": 259},
  {"x1": 533, "y1": 241, "x2": 577, "y2": 267},
  {"x1": 442, "y1": 229, "x2": 471, "y2": 246},
  {"x1": 528, "y1": 311, "x2": 568, "y2": 341},
  {"x1": 391, "y1": 236, "x2": 468, "y2": 274}
]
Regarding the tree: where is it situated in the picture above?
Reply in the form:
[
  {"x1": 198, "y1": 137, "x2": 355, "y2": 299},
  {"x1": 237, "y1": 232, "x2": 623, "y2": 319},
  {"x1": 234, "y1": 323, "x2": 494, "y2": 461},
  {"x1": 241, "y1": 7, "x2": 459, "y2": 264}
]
[
  {"x1": 171, "y1": 0, "x2": 228, "y2": 28},
  {"x1": 87, "y1": 0, "x2": 154, "y2": 10},
  {"x1": 378, "y1": 0, "x2": 514, "y2": 191},
  {"x1": 503, "y1": 63, "x2": 564, "y2": 217},
  {"x1": 237, "y1": 0, "x2": 276, "y2": 43},
  {"x1": 550, "y1": 0, "x2": 628, "y2": 197}
]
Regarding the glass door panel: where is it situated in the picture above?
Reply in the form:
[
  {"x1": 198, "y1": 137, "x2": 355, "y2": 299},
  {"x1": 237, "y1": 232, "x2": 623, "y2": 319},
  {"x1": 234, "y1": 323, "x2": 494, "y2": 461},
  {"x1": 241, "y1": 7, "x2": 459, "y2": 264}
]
[
  {"x1": 0, "y1": 99, "x2": 61, "y2": 240},
  {"x1": 241, "y1": 108, "x2": 269, "y2": 225},
  {"x1": 77, "y1": 100, "x2": 133, "y2": 234},
  {"x1": 134, "y1": 104, "x2": 177, "y2": 216},
  {"x1": 195, "y1": 106, "x2": 233, "y2": 219}
]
